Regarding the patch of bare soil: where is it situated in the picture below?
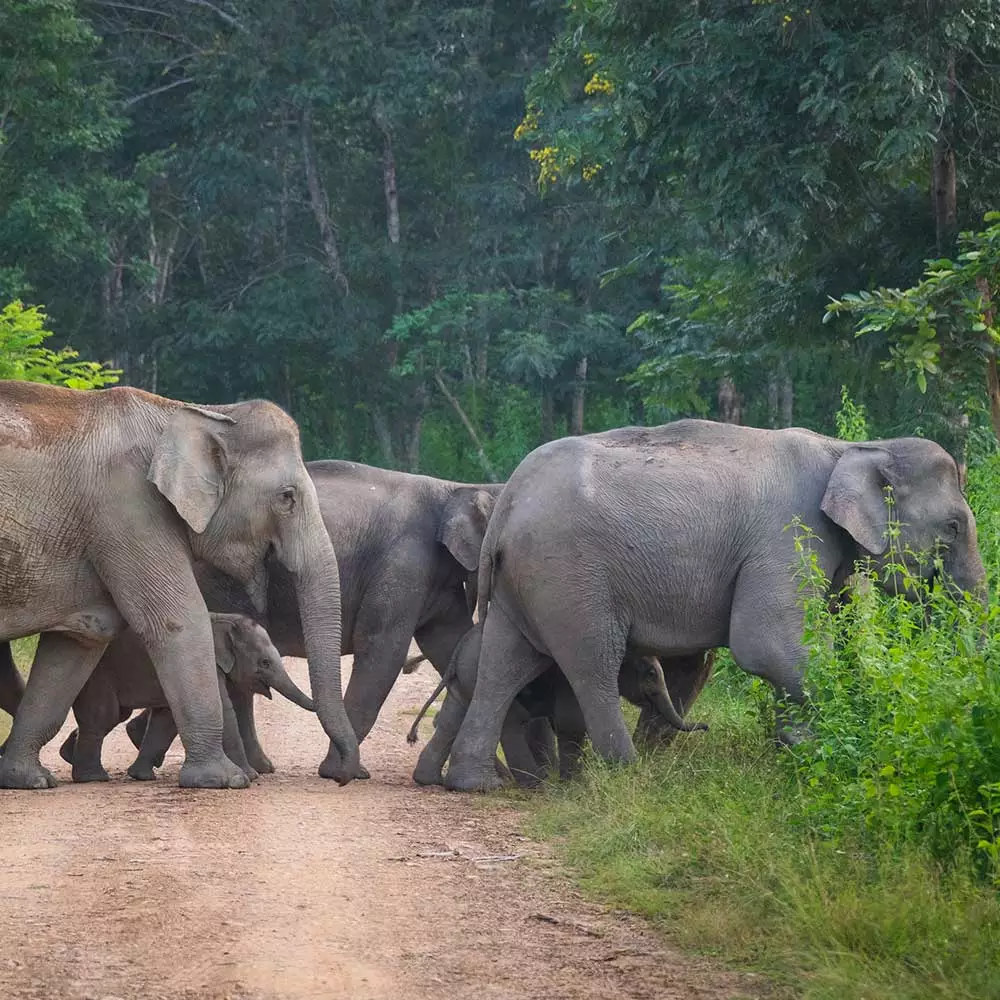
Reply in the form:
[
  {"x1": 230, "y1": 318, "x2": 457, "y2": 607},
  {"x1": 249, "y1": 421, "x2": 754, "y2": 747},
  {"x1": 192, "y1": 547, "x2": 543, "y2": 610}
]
[{"x1": 0, "y1": 653, "x2": 765, "y2": 1000}]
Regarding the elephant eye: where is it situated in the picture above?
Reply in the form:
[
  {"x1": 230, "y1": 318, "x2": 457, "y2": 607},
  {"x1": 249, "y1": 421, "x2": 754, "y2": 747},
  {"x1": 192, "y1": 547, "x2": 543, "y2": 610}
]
[
  {"x1": 277, "y1": 485, "x2": 297, "y2": 512},
  {"x1": 944, "y1": 519, "x2": 960, "y2": 541}
]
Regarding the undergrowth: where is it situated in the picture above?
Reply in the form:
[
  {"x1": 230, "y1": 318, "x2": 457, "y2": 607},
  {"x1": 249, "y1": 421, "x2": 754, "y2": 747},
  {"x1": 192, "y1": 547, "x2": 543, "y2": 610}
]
[{"x1": 523, "y1": 455, "x2": 1000, "y2": 999}]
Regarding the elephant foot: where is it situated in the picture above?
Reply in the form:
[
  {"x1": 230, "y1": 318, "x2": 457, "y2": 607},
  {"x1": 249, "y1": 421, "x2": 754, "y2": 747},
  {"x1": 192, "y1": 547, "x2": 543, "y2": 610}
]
[
  {"x1": 127, "y1": 761, "x2": 158, "y2": 781},
  {"x1": 242, "y1": 765, "x2": 260, "y2": 783},
  {"x1": 59, "y1": 731, "x2": 78, "y2": 765},
  {"x1": 72, "y1": 764, "x2": 110, "y2": 783},
  {"x1": 443, "y1": 764, "x2": 507, "y2": 793},
  {"x1": 318, "y1": 748, "x2": 368, "y2": 784},
  {"x1": 179, "y1": 756, "x2": 250, "y2": 789},
  {"x1": 246, "y1": 751, "x2": 275, "y2": 775},
  {"x1": 508, "y1": 767, "x2": 545, "y2": 789},
  {"x1": 0, "y1": 758, "x2": 57, "y2": 789},
  {"x1": 412, "y1": 757, "x2": 445, "y2": 787}
]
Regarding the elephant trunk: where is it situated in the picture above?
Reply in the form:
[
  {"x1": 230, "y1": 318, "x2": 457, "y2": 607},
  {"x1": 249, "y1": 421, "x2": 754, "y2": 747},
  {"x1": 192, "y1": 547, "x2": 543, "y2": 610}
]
[
  {"x1": 265, "y1": 658, "x2": 315, "y2": 711},
  {"x1": 278, "y1": 488, "x2": 359, "y2": 784}
]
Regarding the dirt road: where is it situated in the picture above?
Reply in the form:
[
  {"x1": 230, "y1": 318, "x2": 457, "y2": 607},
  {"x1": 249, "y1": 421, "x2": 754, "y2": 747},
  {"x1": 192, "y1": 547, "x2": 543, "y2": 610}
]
[{"x1": 0, "y1": 654, "x2": 762, "y2": 1000}]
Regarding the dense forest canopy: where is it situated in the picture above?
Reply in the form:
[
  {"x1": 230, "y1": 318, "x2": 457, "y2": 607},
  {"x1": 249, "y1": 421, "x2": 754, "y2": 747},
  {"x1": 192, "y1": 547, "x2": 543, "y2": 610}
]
[{"x1": 3, "y1": 0, "x2": 1000, "y2": 478}]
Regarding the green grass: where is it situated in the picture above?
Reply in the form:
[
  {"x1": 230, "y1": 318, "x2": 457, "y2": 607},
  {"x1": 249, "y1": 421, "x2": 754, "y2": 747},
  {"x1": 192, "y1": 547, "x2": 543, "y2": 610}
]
[
  {"x1": 522, "y1": 676, "x2": 1000, "y2": 999},
  {"x1": 0, "y1": 635, "x2": 37, "y2": 743}
]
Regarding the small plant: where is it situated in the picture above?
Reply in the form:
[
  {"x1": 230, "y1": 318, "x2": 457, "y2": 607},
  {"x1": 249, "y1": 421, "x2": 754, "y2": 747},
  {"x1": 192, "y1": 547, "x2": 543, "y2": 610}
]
[{"x1": 834, "y1": 385, "x2": 869, "y2": 442}]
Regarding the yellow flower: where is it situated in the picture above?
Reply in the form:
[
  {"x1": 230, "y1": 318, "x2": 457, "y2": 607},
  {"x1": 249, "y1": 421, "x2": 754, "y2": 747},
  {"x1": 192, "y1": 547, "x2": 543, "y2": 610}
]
[
  {"x1": 514, "y1": 104, "x2": 541, "y2": 142},
  {"x1": 584, "y1": 72, "x2": 615, "y2": 96},
  {"x1": 582, "y1": 163, "x2": 603, "y2": 182},
  {"x1": 582, "y1": 52, "x2": 597, "y2": 66}
]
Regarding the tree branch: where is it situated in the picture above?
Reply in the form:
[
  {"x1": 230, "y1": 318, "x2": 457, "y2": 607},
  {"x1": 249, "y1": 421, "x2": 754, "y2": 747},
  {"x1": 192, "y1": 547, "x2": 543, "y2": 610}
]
[
  {"x1": 123, "y1": 77, "x2": 195, "y2": 107},
  {"x1": 433, "y1": 371, "x2": 498, "y2": 482},
  {"x1": 300, "y1": 105, "x2": 349, "y2": 295}
]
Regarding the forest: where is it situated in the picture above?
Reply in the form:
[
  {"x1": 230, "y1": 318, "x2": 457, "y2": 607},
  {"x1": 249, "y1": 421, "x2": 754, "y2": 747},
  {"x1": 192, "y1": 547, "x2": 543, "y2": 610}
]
[{"x1": 4, "y1": 0, "x2": 1000, "y2": 481}]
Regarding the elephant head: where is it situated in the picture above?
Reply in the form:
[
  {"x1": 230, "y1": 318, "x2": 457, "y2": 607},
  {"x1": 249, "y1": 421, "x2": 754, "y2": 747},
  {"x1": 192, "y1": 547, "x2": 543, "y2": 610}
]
[
  {"x1": 439, "y1": 487, "x2": 497, "y2": 612},
  {"x1": 212, "y1": 614, "x2": 314, "y2": 710},
  {"x1": 820, "y1": 439, "x2": 986, "y2": 600},
  {"x1": 147, "y1": 400, "x2": 359, "y2": 781}
]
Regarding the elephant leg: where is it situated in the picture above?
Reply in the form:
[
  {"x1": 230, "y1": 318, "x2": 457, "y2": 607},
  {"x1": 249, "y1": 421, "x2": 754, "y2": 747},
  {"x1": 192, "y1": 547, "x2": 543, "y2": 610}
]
[
  {"x1": 634, "y1": 651, "x2": 714, "y2": 749},
  {"x1": 444, "y1": 605, "x2": 550, "y2": 792},
  {"x1": 98, "y1": 556, "x2": 249, "y2": 790},
  {"x1": 525, "y1": 716, "x2": 557, "y2": 775},
  {"x1": 229, "y1": 686, "x2": 273, "y2": 774},
  {"x1": 219, "y1": 676, "x2": 258, "y2": 783},
  {"x1": 546, "y1": 621, "x2": 634, "y2": 767},
  {"x1": 70, "y1": 725, "x2": 113, "y2": 783},
  {"x1": 728, "y1": 578, "x2": 808, "y2": 744},
  {"x1": 128, "y1": 707, "x2": 177, "y2": 781},
  {"x1": 126, "y1": 708, "x2": 152, "y2": 752},
  {"x1": 552, "y1": 684, "x2": 587, "y2": 780},
  {"x1": 339, "y1": 612, "x2": 423, "y2": 779},
  {"x1": 0, "y1": 641, "x2": 24, "y2": 756},
  {"x1": 140, "y1": 625, "x2": 249, "y2": 789},
  {"x1": 0, "y1": 641, "x2": 25, "y2": 717},
  {"x1": 500, "y1": 704, "x2": 549, "y2": 788},
  {"x1": 413, "y1": 689, "x2": 466, "y2": 786},
  {"x1": 0, "y1": 634, "x2": 109, "y2": 790}
]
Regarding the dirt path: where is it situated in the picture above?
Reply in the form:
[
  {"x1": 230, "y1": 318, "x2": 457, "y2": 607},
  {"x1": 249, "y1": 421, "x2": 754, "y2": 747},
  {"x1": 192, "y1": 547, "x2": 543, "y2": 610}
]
[{"x1": 0, "y1": 654, "x2": 763, "y2": 1000}]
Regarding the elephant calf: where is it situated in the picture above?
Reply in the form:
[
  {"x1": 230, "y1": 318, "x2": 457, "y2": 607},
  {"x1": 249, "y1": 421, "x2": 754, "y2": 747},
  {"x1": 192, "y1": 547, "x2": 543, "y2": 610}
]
[
  {"x1": 59, "y1": 614, "x2": 312, "y2": 784},
  {"x1": 408, "y1": 622, "x2": 711, "y2": 787}
]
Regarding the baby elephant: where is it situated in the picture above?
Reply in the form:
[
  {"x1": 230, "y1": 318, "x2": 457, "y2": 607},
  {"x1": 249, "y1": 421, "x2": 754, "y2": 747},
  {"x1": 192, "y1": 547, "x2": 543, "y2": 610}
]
[
  {"x1": 59, "y1": 613, "x2": 312, "y2": 783},
  {"x1": 408, "y1": 622, "x2": 710, "y2": 787}
]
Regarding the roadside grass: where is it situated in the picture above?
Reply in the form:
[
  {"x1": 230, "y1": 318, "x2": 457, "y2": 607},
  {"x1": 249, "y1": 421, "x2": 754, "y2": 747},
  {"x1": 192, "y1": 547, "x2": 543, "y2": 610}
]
[
  {"x1": 0, "y1": 636, "x2": 36, "y2": 744},
  {"x1": 522, "y1": 673, "x2": 1000, "y2": 999}
]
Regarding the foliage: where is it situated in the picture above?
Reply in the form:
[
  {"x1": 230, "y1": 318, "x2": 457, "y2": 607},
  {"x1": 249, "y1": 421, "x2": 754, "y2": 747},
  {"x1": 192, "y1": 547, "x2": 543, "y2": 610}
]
[
  {"x1": 834, "y1": 386, "x2": 869, "y2": 442},
  {"x1": 827, "y1": 214, "x2": 1000, "y2": 400},
  {"x1": 525, "y1": 704, "x2": 1000, "y2": 1000},
  {"x1": 790, "y1": 520, "x2": 1000, "y2": 877},
  {"x1": 0, "y1": 300, "x2": 118, "y2": 388}
]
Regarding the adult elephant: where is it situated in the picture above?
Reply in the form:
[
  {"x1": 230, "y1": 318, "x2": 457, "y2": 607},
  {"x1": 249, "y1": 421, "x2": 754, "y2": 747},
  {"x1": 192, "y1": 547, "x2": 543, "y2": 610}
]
[
  {"x1": 444, "y1": 420, "x2": 987, "y2": 792},
  {"x1": 133, "y1": 461, "x2": 500, "y2": 778},
  {"x1": 0, "y1": 381, "x2": 358, "y2": 789}
]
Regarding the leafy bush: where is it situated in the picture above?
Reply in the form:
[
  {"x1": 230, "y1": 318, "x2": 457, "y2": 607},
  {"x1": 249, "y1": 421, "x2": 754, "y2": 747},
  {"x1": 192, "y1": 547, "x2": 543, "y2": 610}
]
[
  {"x1": 790, "y1": 523, "x2": 1000, "y2": 878},
  {"x1": 0, "y1": 300, "x2": 119, "y2": 389}
]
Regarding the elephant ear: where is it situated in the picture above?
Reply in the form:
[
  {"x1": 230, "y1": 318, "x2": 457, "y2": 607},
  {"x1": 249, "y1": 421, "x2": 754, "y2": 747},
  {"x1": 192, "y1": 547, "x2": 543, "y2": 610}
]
[
  {"x1": 148, "y1": 404, "x2": 235, "y2": 534},
  {"x1": 439, "y1": 488, "x2": 495, "y2": 572},
  {"x1": 209, "y1": 614, "x2": 240, "y2": 675},
  {"x1": 820, "y1": 446, "x2": 894, "y2": 555}
]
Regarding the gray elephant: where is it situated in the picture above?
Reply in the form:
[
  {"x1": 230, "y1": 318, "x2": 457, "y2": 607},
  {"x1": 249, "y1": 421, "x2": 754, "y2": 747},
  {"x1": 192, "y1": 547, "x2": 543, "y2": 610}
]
[
  {"x1": 444, "y1": 420, "x2": 987, "y2": 791},
  {"x1": 57, "y1": 613, "x2": 312, "y2": 783},
  {"x1": 128, "y1": 461, "x2": 499, "y2": 778},
  {"x1": 408, "y1": 622, "x2": 710, "y2": 786},
  {"x1": 0, "y1": 381, "x2": 357, "y2": 789}
]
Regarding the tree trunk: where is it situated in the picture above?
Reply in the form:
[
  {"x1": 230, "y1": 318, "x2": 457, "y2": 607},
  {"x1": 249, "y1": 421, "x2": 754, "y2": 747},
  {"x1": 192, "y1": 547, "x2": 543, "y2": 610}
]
[
  {"x1": 433, "y1": 371, "x2": 498, "y2": 482},
  {"x1": 780, "y1": 372, "x2": 794, "y2": 427},
  {"x1": 933, "y1": 54, "x2": 958, "y2": 256},
  {"x1": 570, "y1": 356, "x2": 588, "y2": 435},
  {"x1": 404, "y1": 383, "x2": 426, "y2": 474},
  {"x1": 978, "y1": 276, "x2": 1000, "y2": 448},
  {"x1": 718, "y1": 376, "x2": 743, "y2": 424},
  {"x1": 540, "y1": 384, "x2": 555, "y2": 442},
  {"x1": 300, "y1": 105, "x2": 349, "y2": 295},
  {"x1": 371, "y1": 407, "x2": 397, "y2": 467}
]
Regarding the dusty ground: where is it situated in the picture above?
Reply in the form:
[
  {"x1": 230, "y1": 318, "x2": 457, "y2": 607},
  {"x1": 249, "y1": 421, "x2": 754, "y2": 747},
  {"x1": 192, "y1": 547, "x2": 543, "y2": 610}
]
[{"x1": 0, "y1": 653, "x2": 765, "y2": 1000}]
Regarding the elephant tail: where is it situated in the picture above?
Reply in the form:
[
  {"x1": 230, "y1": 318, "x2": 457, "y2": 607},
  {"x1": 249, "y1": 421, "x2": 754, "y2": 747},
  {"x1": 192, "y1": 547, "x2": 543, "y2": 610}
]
[
  {"x1": 475, "y1": 545, "x2": 496, "y2": 624},
  {"x1": 406, "y1": 672, "x2": 452, "y2": 744}
]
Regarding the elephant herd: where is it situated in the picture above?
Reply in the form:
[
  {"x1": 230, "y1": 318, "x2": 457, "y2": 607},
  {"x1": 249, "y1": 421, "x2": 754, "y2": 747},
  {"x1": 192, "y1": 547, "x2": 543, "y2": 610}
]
[{"x1": 0, "y1": 381, "x2": 987, "y2": 794}]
